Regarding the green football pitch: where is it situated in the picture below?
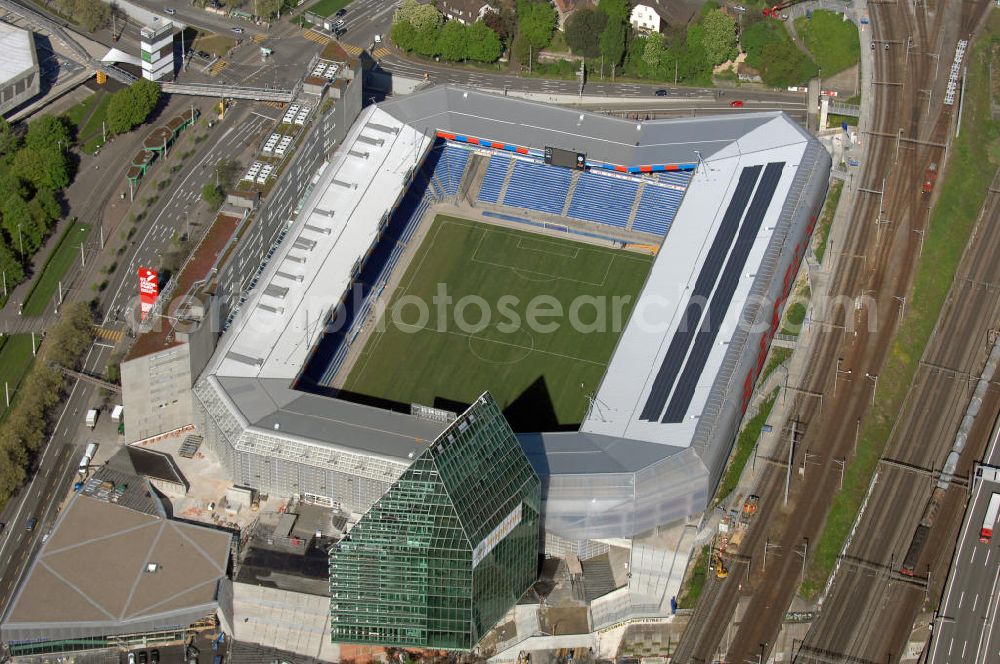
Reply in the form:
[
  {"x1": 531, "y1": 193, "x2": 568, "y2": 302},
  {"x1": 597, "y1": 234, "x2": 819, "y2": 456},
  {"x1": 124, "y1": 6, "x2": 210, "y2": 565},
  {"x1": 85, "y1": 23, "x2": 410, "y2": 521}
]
[{"x1": 343, "y1": 216, "x2": 653, "y2": 431}]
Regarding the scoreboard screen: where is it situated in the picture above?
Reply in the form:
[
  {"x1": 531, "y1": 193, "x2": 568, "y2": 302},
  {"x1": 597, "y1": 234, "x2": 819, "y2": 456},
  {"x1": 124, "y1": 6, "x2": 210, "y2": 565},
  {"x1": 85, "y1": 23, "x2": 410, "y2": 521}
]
[{"x1": 545, "y1": 146, "x2": 586, "y2": 170}]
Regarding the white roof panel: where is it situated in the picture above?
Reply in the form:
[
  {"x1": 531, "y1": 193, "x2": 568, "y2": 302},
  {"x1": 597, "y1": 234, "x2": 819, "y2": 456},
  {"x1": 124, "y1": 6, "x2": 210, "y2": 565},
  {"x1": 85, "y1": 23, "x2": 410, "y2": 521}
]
[{"x1": 0, "y1": 23, "x2": 35, "y2": 84}]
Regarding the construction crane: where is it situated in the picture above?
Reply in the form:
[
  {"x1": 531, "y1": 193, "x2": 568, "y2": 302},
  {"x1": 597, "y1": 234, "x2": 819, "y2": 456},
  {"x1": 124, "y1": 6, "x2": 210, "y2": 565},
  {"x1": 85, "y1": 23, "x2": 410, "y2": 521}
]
[{"x1": 762, "y1": 0, "x2": 804, "y2": 17}]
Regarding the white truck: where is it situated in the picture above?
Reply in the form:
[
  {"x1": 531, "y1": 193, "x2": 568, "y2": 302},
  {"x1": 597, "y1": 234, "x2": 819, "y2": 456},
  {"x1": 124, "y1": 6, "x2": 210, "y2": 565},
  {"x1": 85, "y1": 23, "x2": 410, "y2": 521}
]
[
  {"x1": 981, "y1": 493, "x2": 1000, "y2": 543},
  {"x1": 79, "y1": 442, "x2": 98, "y2": 475},
  {"x1": 85, "y1": 409, "x2": 98, "y2": 429}
]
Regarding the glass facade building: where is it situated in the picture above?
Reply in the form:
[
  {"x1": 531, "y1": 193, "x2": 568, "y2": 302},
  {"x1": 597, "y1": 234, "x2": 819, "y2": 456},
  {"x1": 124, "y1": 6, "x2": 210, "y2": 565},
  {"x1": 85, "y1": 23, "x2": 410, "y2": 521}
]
[{"x1": 329, "y1": 393, "x2": 541, "y2": 650}]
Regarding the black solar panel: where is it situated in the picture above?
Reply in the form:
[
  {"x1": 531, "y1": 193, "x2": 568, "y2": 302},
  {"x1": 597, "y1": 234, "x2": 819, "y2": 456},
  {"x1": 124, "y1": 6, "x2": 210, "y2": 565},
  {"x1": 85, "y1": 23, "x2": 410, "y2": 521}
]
[
  {"x1": 662, "y1": 161, "x2": 785, "y2": 423},
  {"x1": 638, "y1": 165, "x2": 763, "y2": 421}
]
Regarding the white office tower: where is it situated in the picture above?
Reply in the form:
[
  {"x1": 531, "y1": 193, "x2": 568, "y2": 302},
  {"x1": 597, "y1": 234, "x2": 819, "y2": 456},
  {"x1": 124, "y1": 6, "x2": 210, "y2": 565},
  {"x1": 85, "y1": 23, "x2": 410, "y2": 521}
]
[{"x1": 140, "y1": 21, "x2": 175, "y2": 81}]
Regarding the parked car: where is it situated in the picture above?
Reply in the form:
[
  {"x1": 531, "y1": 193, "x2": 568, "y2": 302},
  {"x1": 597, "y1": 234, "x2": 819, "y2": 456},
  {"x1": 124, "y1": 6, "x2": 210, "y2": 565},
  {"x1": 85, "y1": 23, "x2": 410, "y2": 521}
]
[
  {"x1": 335, "y1": 17, "x2": 346, "y2": 28},
  {"x1": 138, "y1": 652, "x2": 148, "y2": 664},
  {"x1": 729, "y1": 100, "x2": 744, "y2": 108},
  {"x1": 654, "y1": 89, "x2": 667, "y2": 96},
  {"x1": 231, "y1": 27, "x2": 244, "y2": 34},
  {"x1": 165, "y1": 8, "x2": 176, "y2": 14},
  {"x1": 335, "y1": 7, "x2": 346, "y2": 16},
  {"x1": 334, "y1": 26, "x2": 346, "y2": 37},
  {"x1": 374, "y1": 33, "x2": 383, "y2": 44},
  {"x1": 151, "y1": 650, "x2": 160, "y2": 664},
  {"x1": 25, "y1": 516, "x2": 37, "y2": 531},
  {"x1": 127, "y1": 655, "x2": 136, "y2": 664}
]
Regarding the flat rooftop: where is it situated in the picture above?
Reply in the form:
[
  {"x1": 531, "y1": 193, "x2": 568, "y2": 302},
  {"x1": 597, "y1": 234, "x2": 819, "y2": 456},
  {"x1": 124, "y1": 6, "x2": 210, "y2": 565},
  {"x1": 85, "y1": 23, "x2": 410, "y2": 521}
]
[
  {"x1": 1, "y1": 481, "x2": 231, "y2": 640},
  {"x1": 0, "y1": 22, "x2": 35, "y2": 84}
]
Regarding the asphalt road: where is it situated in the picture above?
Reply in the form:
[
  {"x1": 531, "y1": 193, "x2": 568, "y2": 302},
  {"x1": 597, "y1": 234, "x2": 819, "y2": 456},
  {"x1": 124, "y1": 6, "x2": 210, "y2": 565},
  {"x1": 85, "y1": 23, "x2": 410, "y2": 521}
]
[
  {"x1": 102, "y1": 103, "x2": 276, "y2": 326},
  {"x1": 671, "y1": 0, "x2": 989, "y2": 661},
  {"x1": 929, "y1": 424, "x2": 1000, "y2": 664}
]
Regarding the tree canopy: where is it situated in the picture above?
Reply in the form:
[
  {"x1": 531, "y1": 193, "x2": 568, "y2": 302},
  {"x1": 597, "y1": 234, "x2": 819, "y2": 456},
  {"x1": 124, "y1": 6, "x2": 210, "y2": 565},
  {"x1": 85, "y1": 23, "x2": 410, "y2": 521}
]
[
  {"x1": 513, "y1": 0, "x2": 557, "y2": 62},
  {"x1": 564, "y1": 7, "x2": 606, "y2": 58},
  {"x1": 596, "y1": 0, "x2": 628, "y2": 67},
  {"x1": 742, "y1": 19, "x2": 818, "y2": 87},
  {"x1": 701, "y1": 9, "x2": 738, "y2": 67},
  {"x1": 106, "y1": 79, "x2": 161, "y2": 135},
  {"x1": 394, "y1": 0, "x2": 442, "y2": 32},
  {"x1": 391, "y1": 16, "x2": 502, "y2": 63}
]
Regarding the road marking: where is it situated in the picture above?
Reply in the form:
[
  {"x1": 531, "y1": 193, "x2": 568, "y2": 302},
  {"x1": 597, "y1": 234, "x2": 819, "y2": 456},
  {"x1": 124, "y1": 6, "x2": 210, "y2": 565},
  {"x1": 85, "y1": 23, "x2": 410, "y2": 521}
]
[
  {"x1": 972, "y1": 547, "x2": 977, "y2": 563},
  {"x1": 959, "y1": 591, "x2": 965, "y2": 608},
  {"x1": 987, "y1": 548, "x2": 992, "y2": 567},
  {"x1": 974, "y1": 593, "x2": 980, "y2": 612},
  {"x1": 104, "y1": 126, "x2": 237, "y2": 323}
]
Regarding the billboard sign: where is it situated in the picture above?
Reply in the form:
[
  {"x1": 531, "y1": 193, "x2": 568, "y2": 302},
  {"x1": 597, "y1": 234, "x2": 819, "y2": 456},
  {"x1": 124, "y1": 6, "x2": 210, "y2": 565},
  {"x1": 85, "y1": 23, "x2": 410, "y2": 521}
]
[
  {"x1": 544, "y1": 146, "x2": 586, "y2": 170},
  {"x1": 138, "y1": 267, "x2": 159, "y2": 320}
]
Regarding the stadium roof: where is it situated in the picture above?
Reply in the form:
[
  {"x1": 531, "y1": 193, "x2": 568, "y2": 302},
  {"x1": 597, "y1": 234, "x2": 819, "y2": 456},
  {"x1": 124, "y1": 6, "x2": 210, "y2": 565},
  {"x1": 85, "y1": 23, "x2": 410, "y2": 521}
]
[
  {"x1": 210, "y1": 105, "x2": 430, "y2": 383},
  {"x1": 0, "y1": 23, "x2": 36, "y2": 85},
  {"x1": 378, "y1": 85, "x2": 792, "y2": 168},
  {"x1": 1, "y1": 478, "x2": 231, "y2": 642},
  {"x1": 581, "y1": 115, "x2": 816, "y2": 446},
  {"x1": 215, "y1": 376, "x2": 445, "y2": 461}
]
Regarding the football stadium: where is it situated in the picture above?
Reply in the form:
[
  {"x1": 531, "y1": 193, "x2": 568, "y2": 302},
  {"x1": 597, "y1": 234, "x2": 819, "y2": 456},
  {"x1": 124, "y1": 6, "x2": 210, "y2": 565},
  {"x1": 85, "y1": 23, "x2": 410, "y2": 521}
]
[{"x1": 192, "y1": 85, "x2": 831, "y2": 646}]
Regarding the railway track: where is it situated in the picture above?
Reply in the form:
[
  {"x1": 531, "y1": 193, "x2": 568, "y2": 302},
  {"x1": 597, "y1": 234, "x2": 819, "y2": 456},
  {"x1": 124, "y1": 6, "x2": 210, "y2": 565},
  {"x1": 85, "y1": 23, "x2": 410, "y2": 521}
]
[{"x1": 671, "y1": 1, "x2": 993, "y2": 661}]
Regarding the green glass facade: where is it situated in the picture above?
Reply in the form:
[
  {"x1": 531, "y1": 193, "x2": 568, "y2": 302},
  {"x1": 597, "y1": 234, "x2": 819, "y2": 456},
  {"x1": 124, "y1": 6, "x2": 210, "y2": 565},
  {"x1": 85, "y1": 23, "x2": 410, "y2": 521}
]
[{"x1": 329, "y1": 393, "x2": 541, "y2": 650}]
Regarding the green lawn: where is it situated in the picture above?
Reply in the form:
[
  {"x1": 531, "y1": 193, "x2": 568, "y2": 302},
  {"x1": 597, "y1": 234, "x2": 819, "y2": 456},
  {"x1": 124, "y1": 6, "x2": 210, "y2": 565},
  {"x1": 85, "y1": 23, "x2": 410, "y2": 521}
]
[
  {"x1": 62, "y1": 92, "x2": 100, "y2": 129},
  {"x1": 801, "y1": 11, "x2": 1000, "y2": 599},
  {"x1": 22, "y1": 222, "x2": 92, "y2": 317},
  {"x1": 79, "y1": 93, "x2": 113, "y2": 153},
  {"x1": 794, "y1": 10, "x2": 861, "y2": 76},
  {"x1": 308, "y1": 0, "x2": 350, "y2": 18},
  {"x1": 0, "y1": 335, "x2": 37, "y2": 420},
  {"x1": 714, "y1": 388, "x2": 779, "y2": 505},
  {"x1": 677, "y1": 546, "x2": 711, "y2": 609},
  {"x1": 814, "y1": 180, "x2": 843, "y2": 264},
  {"x1": 343, "y1": 217, "x2": 653, "y2": 431}
]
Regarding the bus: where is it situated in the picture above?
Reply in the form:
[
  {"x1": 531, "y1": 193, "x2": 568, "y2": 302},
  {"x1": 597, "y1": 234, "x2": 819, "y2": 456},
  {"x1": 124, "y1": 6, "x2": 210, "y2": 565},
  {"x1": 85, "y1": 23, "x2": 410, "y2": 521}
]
[{"x1": 980, "y1": 493, "x2": 1000, "y2": 543}]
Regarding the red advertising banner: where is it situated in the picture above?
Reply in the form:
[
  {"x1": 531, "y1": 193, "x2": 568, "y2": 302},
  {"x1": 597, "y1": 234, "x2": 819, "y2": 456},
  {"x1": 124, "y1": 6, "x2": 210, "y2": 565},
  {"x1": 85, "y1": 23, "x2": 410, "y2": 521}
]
[{"x1": 138, "y1": 267, "x2": 158, "y2": 321}]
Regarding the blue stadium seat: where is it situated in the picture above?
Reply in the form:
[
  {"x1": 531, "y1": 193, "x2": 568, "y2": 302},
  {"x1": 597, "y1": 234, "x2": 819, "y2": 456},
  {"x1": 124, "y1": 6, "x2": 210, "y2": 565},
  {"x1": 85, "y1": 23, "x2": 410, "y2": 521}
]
[
  {"x1": 566, "y1": 171, "x2": 639, "y2": 228},
  {"x1": 503, "y1": 160, "x2": 572, "y2": 215},
  {"x1": 655, "y1": 171, "x2": 693, "y2": 188},
  {"x1": 631, "y1": 183, "x2": 686, "y2": 236},
  {"x1": 439, "y1": 145, "x2": 471, "y2": 195},
  {"x1": 478, "y1": 155, "x2": 509, "y2": 203}
]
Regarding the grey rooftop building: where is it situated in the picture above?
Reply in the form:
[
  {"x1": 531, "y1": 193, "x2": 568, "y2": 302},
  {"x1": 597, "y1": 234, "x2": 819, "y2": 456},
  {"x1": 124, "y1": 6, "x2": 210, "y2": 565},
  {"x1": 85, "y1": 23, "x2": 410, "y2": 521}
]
[{"x1": 0, "y1": 22, "x2": 40, "y2": 117}]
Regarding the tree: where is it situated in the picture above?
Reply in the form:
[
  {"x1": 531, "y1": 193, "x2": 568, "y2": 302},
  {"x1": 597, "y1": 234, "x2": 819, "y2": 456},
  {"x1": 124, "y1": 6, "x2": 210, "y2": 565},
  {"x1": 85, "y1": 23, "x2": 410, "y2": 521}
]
[
  {"x1": 106, "y1": 80, "x2": 161, "y2": 134},
  {"x1": 0, "y1": 241, "x2": 24, "y2": 288},
  {"x1": 516, "y1": 0, "x2": 557, "y2": 55},
  {"x1": 0, "y1": 119, "x2": 19, "y2": 160},
  {"x1": 394, "y1": 0, "x2": 442, "y2": 32},
  {"x1": 701, "y1": 9, "x2": 738, "y2": 67},
  {"x1": 201, "y1": 183, "x2": 224, "y2": 208},
  {"x1": 599, "y1": 18, "x2": 627, "y2": 67},
  {"x1": 24, "y1": 116, "x2": 71, "y2": 153},
  {"x1": 256, "y1": 0, "x2": 283, "y2": 18},
  {"x1": 466, "y1": 20, "x2": 502, "y2": 62},
  {"x1": 597, "y1": 0, "x2": 630, "y2": 22},
  {"x1": 742, "y1": 20, "x2": 817, "y2": 87},
  {"x1": 483, "y1": 6, "x2": 516, "y2": 44},
  {"x1": 438, "y1": 21, "x2": 468, "y2": 61},
  {"x1": 642, "y1": 31, "x2": 667, "y2": 71},
  {"x1": 391, "y1": 19, "x2": 419, "y2": 52},
  {"x1": 564, "y1": 7, "x2": 606, "y2": 58},
  {"x1": 12, "y1": 147, "x2": 70, "y2": 191}
]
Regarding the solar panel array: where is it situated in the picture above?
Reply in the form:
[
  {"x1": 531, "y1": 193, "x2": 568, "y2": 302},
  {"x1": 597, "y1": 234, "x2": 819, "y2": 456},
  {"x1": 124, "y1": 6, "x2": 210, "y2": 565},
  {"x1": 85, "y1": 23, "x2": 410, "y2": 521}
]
[{"x1": 639, "y1": 162, "x2": 785, "y2": 423}]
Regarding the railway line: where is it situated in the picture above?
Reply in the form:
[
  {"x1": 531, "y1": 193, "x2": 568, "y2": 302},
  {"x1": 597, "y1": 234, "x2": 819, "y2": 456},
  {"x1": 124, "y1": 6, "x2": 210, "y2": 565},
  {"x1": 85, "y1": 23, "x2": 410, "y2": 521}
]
[{"x1": 672, "y1": 0, "x2": 993, "y2": 661}]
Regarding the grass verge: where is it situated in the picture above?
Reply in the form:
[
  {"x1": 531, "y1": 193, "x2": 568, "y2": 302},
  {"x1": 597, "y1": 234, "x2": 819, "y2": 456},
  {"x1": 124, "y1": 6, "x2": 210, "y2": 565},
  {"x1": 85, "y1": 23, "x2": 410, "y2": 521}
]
[
  {"x1": 192, "y1": 33, "x2": 237, "y2": 58},
  {"x1": 794, "y1": 10, "x2": 861, "y2": 76},
  {"x1": 800, "y1": 13, "x2": 1000, "y2": 599},
  {"x1": 22, "y1": 222, "x2": 92, "y2": 317},
  {"x1": 79, "y1": 93, "x2": 113, "y2": 153},
  {"x1": 714, "y1": 388, "x2": 780, "y2": 506},
  {"x1": 0, "y1": 336, "x2": 36, "y2": 421},
  {"x1": 761, "y1": 347, "x2": 793, "y2": 386},
  {"x1": 814, "y1": 180, "x2": 843, "y2": 264},
  {"x1": 827, "y1": 113, "x2": 859, "y2": 128},
  {"x1": 308, "y1": 0, "x2": 350, "y2": 18},
  {"x1": 780, "y1": 286, "x2": 810, "y2": 337},
  {"x1": 677, "y1": 546, "x2": 711, "y2": 609}
]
